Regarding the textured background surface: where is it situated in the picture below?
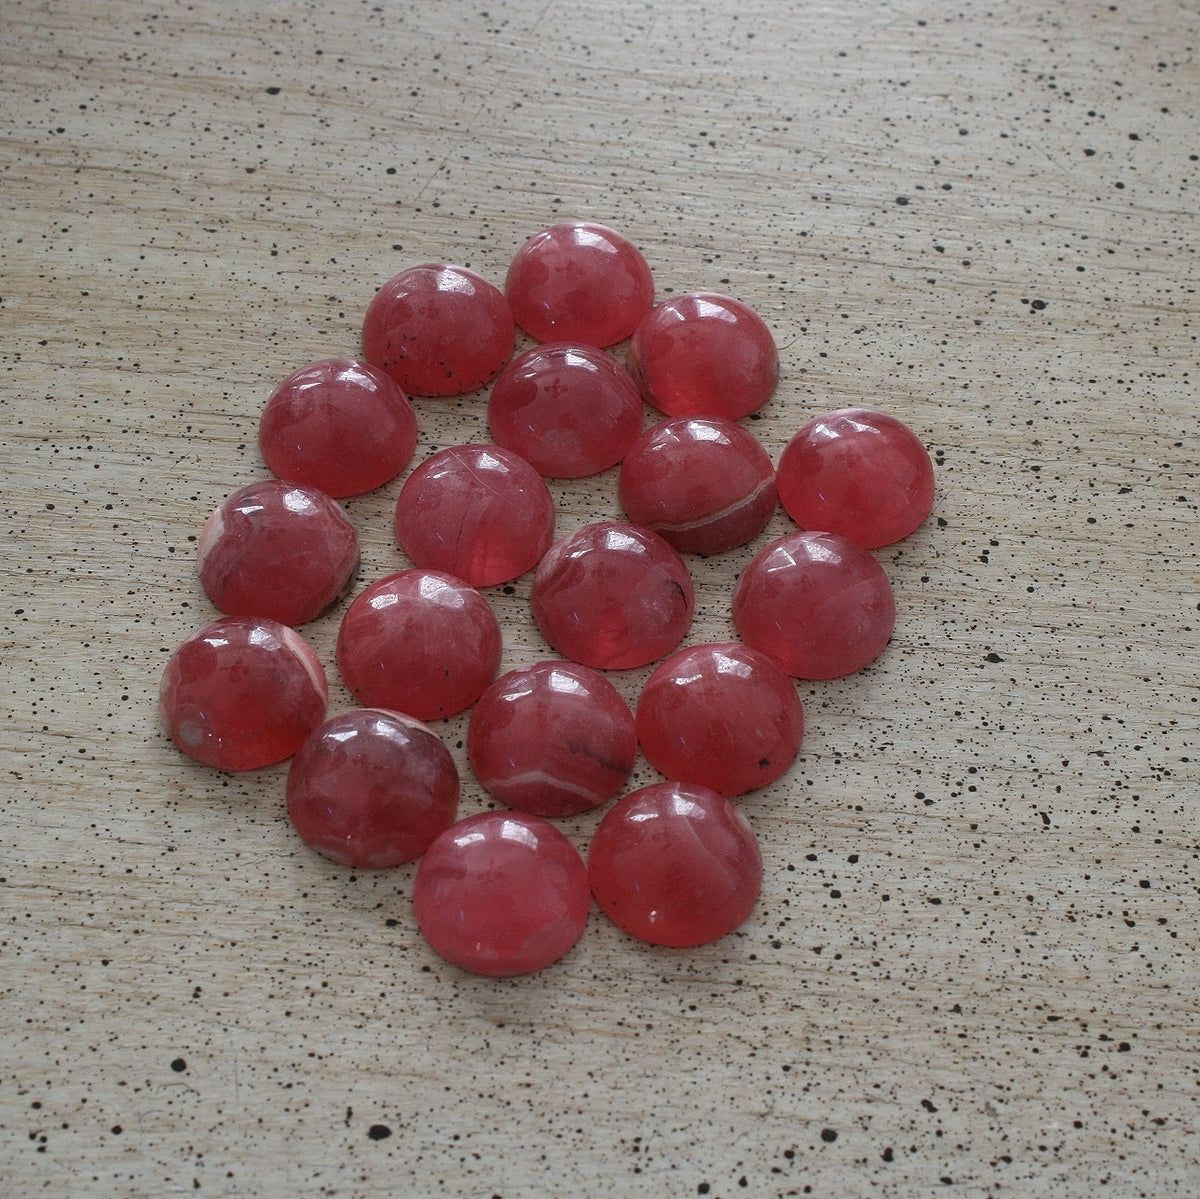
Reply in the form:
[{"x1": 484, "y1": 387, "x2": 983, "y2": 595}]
[{"x1": 2, "y1": 1, "x2": 1197, "y2": 1194}]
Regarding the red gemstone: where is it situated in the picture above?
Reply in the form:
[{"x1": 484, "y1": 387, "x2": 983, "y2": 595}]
[
  {"x1": 258, "y1": 358, "x2": 419, "y2": 498},
  {"x1": 530, "y1": 521, "x2": 694, "y2": 670},
  {"x1": 468, "y1": 660, "x2": 636, "y2": 817},
  {"x1": 361, "y1": 263, "x2": 516, "y2": 397},
  {"x1": 394, "y1": 444, "x2": 555, "y2": 586},
  {"x1": 588, "y1": 781, "x2": 762, "y2": 947},
  {"x1": 636, "y1": 642, "x2": 804, "y2": 796},
  {"x1": 413, "y1": 811, "x2": 590, "y2": 976},
  {"x1": 505, "y1": 221, "x2": 654, "y2": 347},
  {"x1": 732, "y1": 531, "x2": 895, "y2": 680},
  {"x1": 336, "y1": 570, "x2": 502, "y2": 720},
  {"x1": 197, "y1": 479, "x2": 359, "y2": 627},
  {"x1": 488, "y1": 343, "x2": 644, "y2": 478},
  {"x1": 626, "y1": 292, "x2": 779, "y2": 420},
  {"x1": 618, "y1": 416, "x2": 777, "y2": 554},
  {"x1": 287, "y1": 708, "x2": 459, "y2": 868},
  {"x1": 159, "y1": 616, "x2": 328, "y2": 771},
  {"x1": 776, "y1": 407, "x2": 935, "y2": 548}
]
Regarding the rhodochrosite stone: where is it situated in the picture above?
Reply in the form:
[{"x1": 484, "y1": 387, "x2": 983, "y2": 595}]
[
  {"x1": 488, "y1": 343, "x2": 643, "y2": 478},
  {"x1": 636, "y1": 642, "x2": 804, "y2": 796},
  {"x1": 776, "y1": 407, "x2": 935, "y2": 548},
  {"x1": 627, "y1": 291, "x2": 779, "y2": 420},
  {"x1": 618, "y1": 416, "x2": 777, "y2": 554},
  {"x1": 530, "y1": 521, "x2": 694, "y2": 670},
  {"x1": 361, "y1": 263, "x2": 515, "y2": 397},
  {"x1": 413, "y1": 811, "x2": 590, "y2": 976},
  {"x1": 732, "y1": 531, "x2": 895, "y2": 680},
  {"x1": 468, "y1": 661, "x2": 636, "y2": 817},
  {"x1": 286, "y1": 709, "x2": 459, "y2": 868},
  {"x1": 588, "y1": 781, "x2": 762, "y2": 947},
  {"x1": 197, "y1": 479, "x2": 359, "y2": 627},
  {"x1": 336, "y1": 570, "x2": 502, "y2": 720},
  {"x1": 258, "y1": 358, "x2": 418, "y2": 498},
  {"x1": 394, "y1": 444, "x2": 555, "y2": 586},
  {"x1": 505, "y1": 221, "x2": 654, "y2": 347},
  {"x1": 159, "y1": 616, "x2": 328, "y2": 771}
]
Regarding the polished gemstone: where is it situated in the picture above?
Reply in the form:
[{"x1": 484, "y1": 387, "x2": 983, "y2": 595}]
[
  {"x1": 732, "y1": 531, "x2": 895, "y2": 680},
  {"x1": 530, "y1": 521, "x2": 694, "y2": 670},
  {"x1": 636, "y1": 642, "x2": 804, "y2": 796},
  {"x1": 258, "y1": 358, "x2": 418, "y2": 498},
  {"x1": 468, "y1": 660, "x2": 636, "y2": 817},
  {"x1": 413, "y1": 811, "x2": 590, "y2": 976},
  {"x1": 159, "y1": 616, "x2": 328, "y2": 771},
  {"x1": 587, "y1": 781, "x2": 762, "y2": 947},
  {"x1": 776, "y1": 407, "x2": 935, "y2": 547},
  {"x1": 361, "y1": 263, "x2": 516, "y2": 397},
  {"x1": 286, "y1": 708, "x2": 459, "y2": 868},
  {"x1": 626, "y1": 291, "x2": 779, "y2": 420},
  {"x1": 488, "y1": 343, "x2": 643, "y2": 478},
  {"x1": 197, "y1": 479, "x2": 359, "y2": 627},
  {"x1": 505, "y1": 221, "x2": 654, "y2": 347},
  {"x1": 618, "y1": 416, "x2": 777, "y2": 554},
  {"x1": 394, "y1": 444, "x2": 555, "y2": 587},
  {"x1": 336, "y1": 570, "x2": 502, "y2": 720}
]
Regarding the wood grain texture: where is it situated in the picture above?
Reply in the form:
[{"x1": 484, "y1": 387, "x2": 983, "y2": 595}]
[{"x1": 2, "y1": 0, "x2": 1197, "y2": 1194}]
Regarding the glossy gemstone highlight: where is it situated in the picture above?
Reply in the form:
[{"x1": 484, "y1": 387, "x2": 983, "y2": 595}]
[
  {"x1": 362, "y1": 263, "x2": 516, "y2": 396},
  {"x1": 488, "y1": 343, "x2": 643, "y2": 478},
  {"x1": 159, "y1": 616, "x2": 328, "y2": 771},
  {"x1": 394, "y1": 444, "x2": 555, "y2": 586},
  {"x1": 732, "y1": 531, "x2": 895, "y2": 680},
  {"x1": 197, "y1": 479, "x2": 359, "y2": 627},
  {"x1": 627, "y1": 291, "x2": 778, "y2": 420},
  {"x1": 259, "y1": 358, "x2": 418, "y2": 498},
  {"x1": 588, "y1": 781, "x2": 762, "y2": 947},
  {"x1": 336, "y1": 570, "x2": 502, "y2": 720},
  {"x1": 505, "y1": 221, "x2": 654, "y2": 347},
  {"x1": 530, "y1": 521, "x2": 694, "y2": 670},
  {"x1": 776, "y1": 407, "x2": 935, "y2": 547},
  {"x1": 618, "y1": 416, "x2": 777, "y2": 553},
  {"x1": 468, "y1": 660, "x2": 637, "y2": 817},
  {"x1": 636, "y1": 642, "x2": 804, "y2": 796},
  {"x1": 287, "y1": 708, "x2": 459, "y2": 868},
  {"x1": 413, "y1": 811, "x2": 591, "y2": 976}
]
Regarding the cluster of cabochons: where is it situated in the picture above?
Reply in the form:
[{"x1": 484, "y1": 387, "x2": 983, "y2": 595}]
[{"x1": 160, "y1": 221, "x2": 936, "y2": 977}]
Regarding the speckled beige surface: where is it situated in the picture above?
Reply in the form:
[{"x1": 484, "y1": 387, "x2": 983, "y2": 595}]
[{"x1": 3, "y1": 1, "x2": 1197, "y2": 1195}]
